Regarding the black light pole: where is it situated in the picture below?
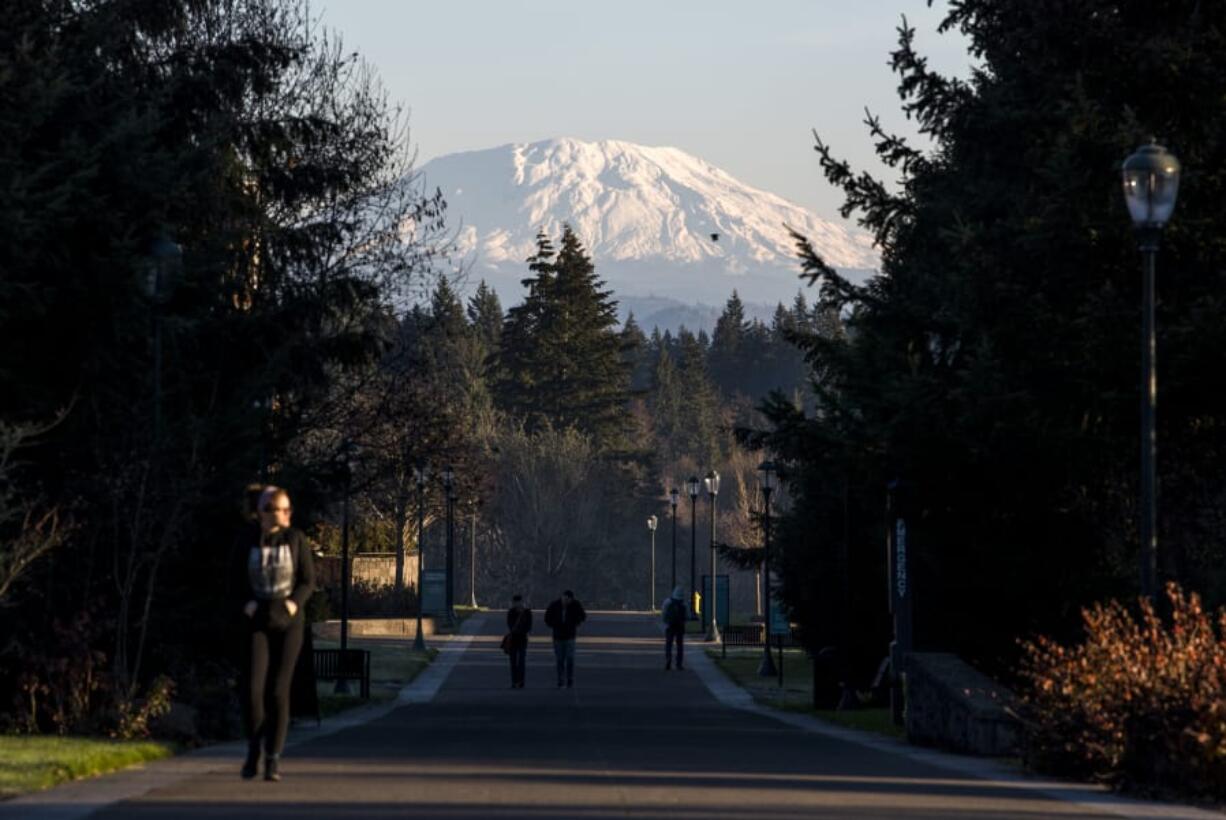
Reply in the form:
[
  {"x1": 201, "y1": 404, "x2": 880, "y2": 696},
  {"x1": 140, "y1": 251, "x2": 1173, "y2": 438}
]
[
  {"x1": 757, "y1": 461, "x2": 778, "y2": 677},
  {"x1": 468, "y1": 500, "x2": 479, "y2": 609},
  {"x1": 704, "y1": 470, "x2": 721, "y2": 642},
  {"x1": 647, "y1": 515, "x2": 658, "y2": 611},
  {"x1": 146, "y1": 235, "x2": 182, "y2": 446},
  {"x1": 443, "y1": 466, "x2": 456, "y2": 624},
  {"x1": 687, "y1": 476, "x2": 700, "y2": 620},
  {"x1": 669, "y1": 488, "x2": 679, "y2": 592},
  {"x1": 413, "y1": 465, "x2": 429, "y2": 652},
  {"x1": 335, "y1": 441, "x2": 355, "y2": 694},
  {"x1": 1121, "y1": 141, "x2": 1180, "y2": 599}
]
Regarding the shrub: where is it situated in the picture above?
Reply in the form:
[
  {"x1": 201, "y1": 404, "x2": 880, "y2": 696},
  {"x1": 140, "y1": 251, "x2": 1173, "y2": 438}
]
[{"x1": 1018, "y1": 582, "x2": 1226, "y2": 800}]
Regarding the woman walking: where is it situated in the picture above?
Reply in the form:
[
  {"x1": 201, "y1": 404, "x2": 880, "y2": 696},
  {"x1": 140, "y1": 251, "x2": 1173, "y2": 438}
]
[
  {"x1": 241, "y1": 486, "x2": 314, "y2": 781},
  {"x1": 506, "y1": 594, "x2": 532, "y2": 688}
]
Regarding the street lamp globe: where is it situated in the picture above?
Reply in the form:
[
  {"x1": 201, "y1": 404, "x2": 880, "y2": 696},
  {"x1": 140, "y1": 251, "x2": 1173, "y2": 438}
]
[
  {"x1": 442, "y1": 465, "x2": 455, "y2": 489},
  {"x1": 669, "y1": 488, "x2": 679, "y2": 509},
  {"x1": 1122, "y1": 141, "x2": 1181, "y2": 231},
  {"x1": 759, "y1": 461, "x2": 777, "y2": 492},
  {"x1": 687, "y1": 476, "x2": 701, "y2": 499},
  {"x1": 647, "y1": 515, "x2": 658, "y2": 531},
  {"x1": 146, "y1": 234, "x2": 183, "y2": 300},
  {"x1": 704, "y1": 470, "x2": 720, "y2": 497},
  {"x1": 414, "y1": 464, "x2": 430, "y2": 487}
]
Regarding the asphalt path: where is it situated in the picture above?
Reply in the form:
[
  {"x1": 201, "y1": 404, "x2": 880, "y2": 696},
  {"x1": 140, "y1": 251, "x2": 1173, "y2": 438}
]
[{"x1": 80, "y1": 611, "x2": 1123, "y2": 819}]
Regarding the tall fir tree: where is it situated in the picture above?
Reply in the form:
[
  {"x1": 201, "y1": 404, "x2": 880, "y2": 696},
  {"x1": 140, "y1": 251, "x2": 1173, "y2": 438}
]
[
  {"x1": 674, "y1": 327, "x2": 724, "y2": 466},
  {"x1": 620, "y1": 312, "x2": 650, "y2": 393},
  {"x1": 710, "y1": 290, "x2": 748, "y2": 395},
  {"x1": 495, "y1": 226, "x2": 631, "y2": 452},
  {"x1": 466, "y1": 279, "x2": 503, "y2": 357}
]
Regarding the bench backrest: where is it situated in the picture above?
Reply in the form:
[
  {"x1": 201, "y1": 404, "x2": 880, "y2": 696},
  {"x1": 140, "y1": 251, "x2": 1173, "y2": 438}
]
[{"x1": 314, "y1": 648, "x2": 370, "y2": 677}]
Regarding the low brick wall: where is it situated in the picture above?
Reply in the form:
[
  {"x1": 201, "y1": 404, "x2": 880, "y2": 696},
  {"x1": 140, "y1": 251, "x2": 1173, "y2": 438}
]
[
  {"x1": 905, "y1": 652, "x2": 1020, "y2": 756},
  {"x1": 313, "y1": 617, "x2": 439, "y2": 640},
  {"x1": 316, "y1": 552, "x2": 420, "y2": 589}
]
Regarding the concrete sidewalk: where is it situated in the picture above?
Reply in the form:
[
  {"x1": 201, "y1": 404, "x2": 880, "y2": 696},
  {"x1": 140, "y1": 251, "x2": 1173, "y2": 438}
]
[{"x1": 0, "y1": 615, "x2": 485, "y2": 820}]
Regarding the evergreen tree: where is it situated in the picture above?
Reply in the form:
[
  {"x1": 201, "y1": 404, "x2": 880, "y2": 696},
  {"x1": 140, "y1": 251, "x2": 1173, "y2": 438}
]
[
  {"x1": 430, "y1": 277, "x2": 467, "y2": 339},
  {"x1": 495, "y1": 230, "x2": 556, "y2": 423},
  {"x1": 674, "y1": 328, "x2": 724, "y2": 466},
  {"x1": 466, "y1": 279, "x2": 503, "y2": 357},
  {"x1": 710, "y1": 290, "x2": 748, "y2": 394},
  {"x1": 495, "y1": 226, "x2": 631, "y2": 452},
  {"x1": 620, "y1": 313, "x2": 650, "y2": 393},
  {"x1": 763, "y1": 0, "x2": 1226, "y2": 679}
]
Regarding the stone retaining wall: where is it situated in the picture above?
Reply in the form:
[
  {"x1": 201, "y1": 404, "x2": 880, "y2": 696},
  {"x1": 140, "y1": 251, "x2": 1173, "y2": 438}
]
[{"x1": 904, "y1": 652, "x2": 1020, "y2": 756}]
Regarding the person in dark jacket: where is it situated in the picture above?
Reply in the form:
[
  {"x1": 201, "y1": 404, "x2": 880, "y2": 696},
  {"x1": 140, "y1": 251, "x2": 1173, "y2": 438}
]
[
  {"x1": 660, "y1": 585, "x2": 688, "y2": 670},
  {"x1": 543, "y1": 590, "x2": 586, "y2": 688},
  {"x1": 505, "y1": 595, "x2": 532, "y2": 688},
  {"x1": 240, "y1": 486, "x2": 314, "y2": 782}
]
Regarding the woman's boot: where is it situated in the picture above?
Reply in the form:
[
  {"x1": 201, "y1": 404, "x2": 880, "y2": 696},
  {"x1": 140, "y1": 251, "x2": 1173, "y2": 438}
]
[{"x1": 240, "y1": 740, "x2": 260, "y2": 779}]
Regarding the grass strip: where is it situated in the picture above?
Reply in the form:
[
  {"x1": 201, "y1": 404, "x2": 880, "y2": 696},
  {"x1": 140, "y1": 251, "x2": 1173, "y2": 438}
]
[
  {"x1": 0, "y1": 735, "x2": 174, "y2": 799},
  {"x1": 707, "y1": 647, "x2": 904, "y2": 739},
  {"x1": 313, "y1": 638, "x2": 438, "y2": 718}
]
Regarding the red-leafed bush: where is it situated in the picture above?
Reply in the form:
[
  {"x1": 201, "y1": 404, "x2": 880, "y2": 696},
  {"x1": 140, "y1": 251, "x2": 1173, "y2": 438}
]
[{"x1": 1019, "y1": 583, "x2": 1226, "y2": 799}]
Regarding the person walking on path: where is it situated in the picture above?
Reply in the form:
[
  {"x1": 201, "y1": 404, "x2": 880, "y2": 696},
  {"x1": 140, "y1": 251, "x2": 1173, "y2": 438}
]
[
  {"x1": 240, "y1": 486, "x2": 315, "y2": 782},
  {"x1": 543, "y1": 590, "x2": 586, "y2": 688},
  {"x1": 660, "y1": 585, "x2": 688, "y2": 670},
  {"x1": 505, "y1": 595, "x2": 532, "y2": 688}
]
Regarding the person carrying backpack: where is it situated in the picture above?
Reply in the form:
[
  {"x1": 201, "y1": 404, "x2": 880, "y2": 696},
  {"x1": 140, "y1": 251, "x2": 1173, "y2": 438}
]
[{"x1": 660, "y1": 585, "x2": 688, "y2": 670}]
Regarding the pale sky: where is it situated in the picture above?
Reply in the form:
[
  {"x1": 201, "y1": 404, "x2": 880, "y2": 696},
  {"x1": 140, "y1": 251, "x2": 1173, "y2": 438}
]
[{"x1": 319, "y1": 1, "x2": 976, "y2": 226}]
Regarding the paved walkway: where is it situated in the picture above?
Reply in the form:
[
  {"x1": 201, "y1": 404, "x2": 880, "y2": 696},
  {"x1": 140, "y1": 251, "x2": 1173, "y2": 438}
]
[{"x1": 5, "y1": 612, "x2": 1221, "y2": 818}]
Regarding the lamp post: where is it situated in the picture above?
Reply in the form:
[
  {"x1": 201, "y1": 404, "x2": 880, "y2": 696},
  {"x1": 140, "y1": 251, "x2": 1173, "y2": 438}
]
[
  {"x1": 1121, "y1": 140, "x2": 1181, "y2": 599},
  {"x1": 704, "y1": 469, "x2": 721, "y2": 642},
  {"x1": 442, "y1": 465, "x2": 456, "y2": 624},
  {"x1": 412, "y1": 464, "x2": 429, "y2": 652},
  {"x1": 757, "y1": 461, "x2": 778, "y2": 677},
  {"x1": 146, "y1": 234, "x2": 182, "y2": 446},
  {"x1": 647, "y1": 515, "x2": 658, "y2": 611},
  {"x1": 687, "y1": 476, "x2": 701, "y2": 620},
  {"x1": 335, "y1": 440, "x2": 355, "y2": 693},
  {"x1": 468, "y1": 500, "x2": 479, "y2": 609},
  {"x1": 669, "y1": 488, "x2": 679, "y2": 592}
]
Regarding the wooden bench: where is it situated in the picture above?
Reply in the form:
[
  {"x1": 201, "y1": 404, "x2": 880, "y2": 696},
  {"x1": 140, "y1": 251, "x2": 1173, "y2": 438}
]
[
  {"x1": 722, "y1": 623, "x2": 801, "y2": 648},
  {"x1": 313, "y1": 648, "x2": 371, "y2": 699}
]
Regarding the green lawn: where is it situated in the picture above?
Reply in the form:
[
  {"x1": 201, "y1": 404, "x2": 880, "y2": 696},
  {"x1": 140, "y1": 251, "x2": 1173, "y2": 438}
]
[
  {"x1": 0, "y1": 735, "x2": 174, "y2": 799},
  {"x1": 313, "y1": 637, "x2": 437, "y2": 717},
  {"x1": 708, "y1": 648, "x2": 904, "y2": 739}
]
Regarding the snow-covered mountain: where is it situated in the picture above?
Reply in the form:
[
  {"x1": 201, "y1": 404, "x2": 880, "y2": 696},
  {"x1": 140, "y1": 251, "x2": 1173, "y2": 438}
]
[{"x1": 416, "y1": 137, "x2": 877, "y2": 327}]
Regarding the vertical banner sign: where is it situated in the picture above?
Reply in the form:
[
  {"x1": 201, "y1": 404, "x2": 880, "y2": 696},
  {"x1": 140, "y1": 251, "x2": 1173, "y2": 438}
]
[
  {"x1": 421, "y1": 569, "x2": 447, "y2": 615},
  {"x1": 895, "y1": 519, "x2": 907, "y2": 602},
  {"x1": 769, "y1": 598, "x2": 789, "y2": 635}
]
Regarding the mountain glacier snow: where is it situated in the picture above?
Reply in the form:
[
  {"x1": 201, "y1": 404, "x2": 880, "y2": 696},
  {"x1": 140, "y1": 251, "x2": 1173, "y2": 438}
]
[{"x1": 415, "y1": 137, "x2": 878, "y2": 330}]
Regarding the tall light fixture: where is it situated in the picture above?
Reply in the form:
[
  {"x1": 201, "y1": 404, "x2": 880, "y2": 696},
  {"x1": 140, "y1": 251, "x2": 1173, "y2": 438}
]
[
  {"x1": 442, "y1": 465, "x2": 456, "y2": 623},
  {"x1": 704, "y1": 469, "x2": 721, "y2": 642},
  {"x1": 1121, "y1": 140, "x2": 1180, "y2": 598},
  {"x1": 687, "y1": 476, "x2": 701, "y2": 621},
  {"x1": 412, "y1": 464, "x2": 429, "y2": 652},
  {"x1": 647, "y1": 515, "x2": 658, "y2": 611},
  {"x1": 757, "y1": 461, "x2": 778, "y2": 677},
  {"x1": 669, "y1": 488, "x2": 680, "y2": 593}
]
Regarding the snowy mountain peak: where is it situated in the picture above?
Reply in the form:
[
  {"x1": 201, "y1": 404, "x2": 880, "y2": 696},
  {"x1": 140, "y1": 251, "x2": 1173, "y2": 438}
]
[{"x1": 416, "y1": 137, "x2": 877, "y2": 311}]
